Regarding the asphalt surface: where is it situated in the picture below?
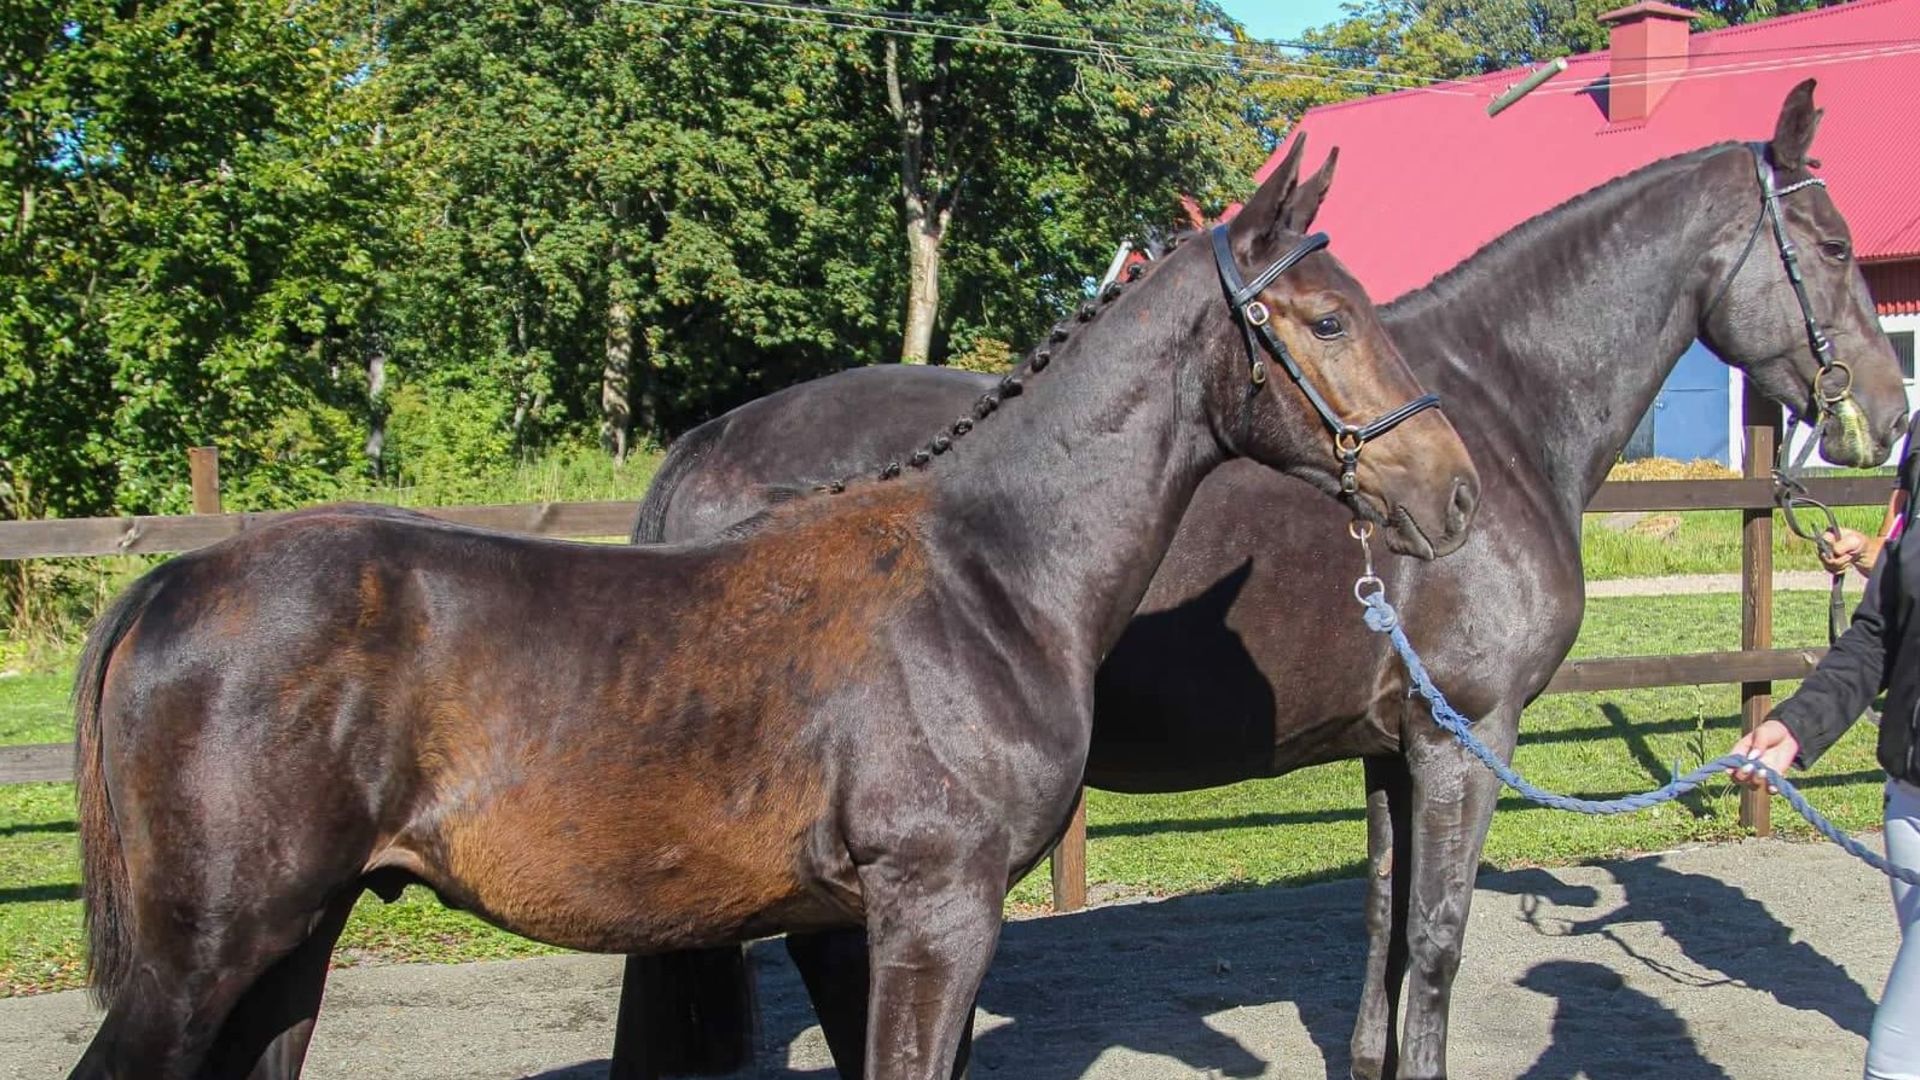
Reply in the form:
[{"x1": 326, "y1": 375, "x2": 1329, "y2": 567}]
[{"x1": 7, "y1": 832, "x2": 1899, "y2": 1079}]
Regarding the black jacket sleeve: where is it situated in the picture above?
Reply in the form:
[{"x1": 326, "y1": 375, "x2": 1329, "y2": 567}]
[{"x1": 1770, "y1": 541, "x2": 1897, "y2": 768}]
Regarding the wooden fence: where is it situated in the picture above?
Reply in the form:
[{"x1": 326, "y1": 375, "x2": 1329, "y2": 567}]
[{"x1": 0, "y1": 399, "x2": 1900, "y2": 911}]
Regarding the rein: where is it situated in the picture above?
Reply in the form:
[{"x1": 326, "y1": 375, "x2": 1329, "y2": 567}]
[
  {"x1": 1705, "y1": 142, "x2": 1857, "y2": 644},
  {"x1": 1352, "y1": 573, "x2": 1920, "y2": 887},
  {"x1": 1210, "y1": 226, "x2": 1441, "y2": 495}
]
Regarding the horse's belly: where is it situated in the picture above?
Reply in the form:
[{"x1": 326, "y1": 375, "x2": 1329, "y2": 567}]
[{"x1": 407, "y1": 773, "x2": 839, "y2": 953}]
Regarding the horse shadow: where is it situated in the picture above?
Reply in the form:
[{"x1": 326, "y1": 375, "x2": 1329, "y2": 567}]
[
  {"x1": 525, "y1": 875, "x2": 1375, "y2": 1080},
  {"x1": 1483, "y1": 856, "x2": 1877, "y2": 1040}
]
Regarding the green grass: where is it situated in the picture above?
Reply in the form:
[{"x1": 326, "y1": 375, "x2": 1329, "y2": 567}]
[
  {"x1": 0, "y1": 673, "x2": 75, "y2": 744},
  {"x1": 338, "y1": 446, "x2": 664, "y2": 511},
  {"x1": 2, "y1": 592, "x2": 1887, "y2": 995},
  {"x1": 1580, "y1": 504, "x2": 1889, "y2": 579}
]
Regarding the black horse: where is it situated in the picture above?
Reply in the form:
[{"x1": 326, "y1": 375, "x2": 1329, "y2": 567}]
[
  {"x1": 64, "y1": 147, "x2": 1477, "y2": 1080},
  {"x1": 614, "y1": 81, "x2": 1908, "y2": 1080}
]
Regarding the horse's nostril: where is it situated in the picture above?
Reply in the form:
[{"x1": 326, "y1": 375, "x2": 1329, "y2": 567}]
[{"x1": 1450, "y1": 476, "x2": 1478, "y2": 529}]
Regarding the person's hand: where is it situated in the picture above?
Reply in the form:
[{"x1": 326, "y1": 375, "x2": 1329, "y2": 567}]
[
  {"x1": 1819, "y1": 527, "x2": 1868, "y2": 574},
  {"x1": 1728, "y1": 719, "x2": 1800, "y2": 793}
]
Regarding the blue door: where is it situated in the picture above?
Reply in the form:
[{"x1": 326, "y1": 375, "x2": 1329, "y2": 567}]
[{"x1": 1650, "y1": 342, "x2": 1730, "y2": 464}]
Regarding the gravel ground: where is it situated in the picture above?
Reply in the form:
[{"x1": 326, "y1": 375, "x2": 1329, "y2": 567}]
[{"x1": 7, "y1": 832, "x2": 1898, "y2": 1079}]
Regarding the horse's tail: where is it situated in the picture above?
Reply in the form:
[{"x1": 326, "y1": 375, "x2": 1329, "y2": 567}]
[
  {"x1": 631, "y1": 415, "x2": 731, "y2": 544},
  {"x1": 614, "y1": 948, "x2": 759, "y2": 1075},
  {"x1": 73, "y1": 568, "x2": 169, "y2": 1008}
]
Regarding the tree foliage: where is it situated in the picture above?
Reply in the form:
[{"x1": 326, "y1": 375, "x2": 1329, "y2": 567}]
[
  {"x1": 0, "y1": 0, "x2": 1851, "y2": 520},
  {"x1": 2, "y1": 0, "x2": 398, "y2": 516},
  {"x1": 2, "y1": 0, "x2": 1270, "y2": 514}
]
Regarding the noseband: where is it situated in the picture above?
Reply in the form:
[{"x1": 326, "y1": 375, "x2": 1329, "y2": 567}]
[{"x1": 1210, "y1": 225, "x2": 1441, "y2": 494}]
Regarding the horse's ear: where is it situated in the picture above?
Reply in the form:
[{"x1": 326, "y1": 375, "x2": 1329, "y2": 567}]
[
  {"x1": 1231, "y1": 133, "x2": 1307, "y2": 250},
  {"x1": 1281, "y1": 146, "x2": 1338, "y2": 232},
  {"x1": 1769, "y1": 79, "x2": 1823, "y2": 170}
]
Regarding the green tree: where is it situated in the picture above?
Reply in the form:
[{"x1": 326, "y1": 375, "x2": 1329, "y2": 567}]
[
  {"x1": 379, "y1": 0, "x2": 902, "y2": 462},
  {"x1": 0, "y1": 0, "x2": 401, "y2": 517},
  {"x1": 855, "y1": 1, "x2": 1265, "y2": 362},
  {"x1": 378, "y1": 0, "x2": 1269, "y2": 450}
]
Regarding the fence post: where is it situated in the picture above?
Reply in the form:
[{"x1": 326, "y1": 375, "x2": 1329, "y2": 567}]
[
  {"x1": 188, "y1": 447, "x2": 222, "y2": 515},
  {"x1": 1050, "y1": 790, "x2": 1088, "y2": 912},
  {"x1": 1740, "y1": 381, "x2": 1777, "y2": 837}
]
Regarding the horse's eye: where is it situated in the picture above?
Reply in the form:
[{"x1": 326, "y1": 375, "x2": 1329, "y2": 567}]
[
  {"x1": 1311, "y1": 315, "x2": 1345, "y2": 340},
  {"x1": 1818, "y1": 240, "x2": 1851, "y2": 261}
]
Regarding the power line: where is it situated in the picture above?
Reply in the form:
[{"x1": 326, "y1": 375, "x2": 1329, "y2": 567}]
[
  {"x1": 690, "y1": 0, "x2": 1479, "y2": 89},
  {"x1": 617, "y1": 0, "x2": 1480, "y2": 96},
  {"x1": 685, "y1": 0, "x2": 1920, "y2": 72},
  {"x1": 616, "y1": 0, "x2": 1920, "y2": 105}
]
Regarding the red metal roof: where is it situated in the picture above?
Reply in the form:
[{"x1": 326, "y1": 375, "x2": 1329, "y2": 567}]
[
  {"x1": 1867, "y1": 262, "x2": 1920, "y2": 316},
  {"x1": 1264, "y1": 0, "x2": 1920, "y2": 302}
]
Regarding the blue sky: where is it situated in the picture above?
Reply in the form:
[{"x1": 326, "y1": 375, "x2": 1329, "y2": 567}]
[{"x1": 1217, "y1": 0, "x2": 1353, "y2": 42}]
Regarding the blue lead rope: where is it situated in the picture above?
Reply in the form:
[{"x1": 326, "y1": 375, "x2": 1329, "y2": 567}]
[{"x1": 1359, "y1": 590, "x2": 1920, "y2": 887}]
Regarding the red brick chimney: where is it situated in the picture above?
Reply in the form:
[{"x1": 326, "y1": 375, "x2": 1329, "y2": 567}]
[{"x1": 1599, "y1": 2, "x2": 1700, "y2": 123}]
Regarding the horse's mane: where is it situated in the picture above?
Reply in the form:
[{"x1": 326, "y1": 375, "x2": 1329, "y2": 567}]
[{"x1": 785, "y1": 260, "x2": 1155, "y2": 500}]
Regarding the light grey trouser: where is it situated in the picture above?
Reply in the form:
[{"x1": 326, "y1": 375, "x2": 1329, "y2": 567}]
[{"x1": 1869, "y1": 777, "x2": 1920, "y2": 1080}]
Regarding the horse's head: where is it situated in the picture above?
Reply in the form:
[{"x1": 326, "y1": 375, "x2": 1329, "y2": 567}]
[
  {"x1": 1202, "y1": 136, "x2": 1479, "y2": 559},
  {"x1": 1698, "y1": 79, "x2": 1907, "y2": 466}
]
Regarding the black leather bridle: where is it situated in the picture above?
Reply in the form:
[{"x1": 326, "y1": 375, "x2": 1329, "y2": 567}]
[
  {"x1": 1703, "y1": 142, "x2": 1852, "y2": 424},
  {"x1": 1210, "y1": 225, "x2": 1442, "y2": 495},
  {"x1": 1704, "y1": 142, "x2": 1860, "y2": 642}
]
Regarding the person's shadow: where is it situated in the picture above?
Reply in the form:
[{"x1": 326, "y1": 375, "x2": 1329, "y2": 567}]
[
  {"x1": 1515, "y1": 959, "x2": 1733, "y2": 1080},
  {"x1": 1485, "y1": 856, "x2": 1878, "y2": 1040}
]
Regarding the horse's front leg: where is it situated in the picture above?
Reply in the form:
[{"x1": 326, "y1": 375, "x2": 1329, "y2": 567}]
[
  {"x1": 1349, "y1": 753, "x2": 1412, "y2": 1080},
  {"x1": 786, "y1": 929, "x2": 974, "y2": 1080},
  {"x1": 856, "y1": 839, "x2": 1005, "y2": 1080},
  {"x1": 1396, "y1": 702, "x2": 1517, "y2": 1079}
]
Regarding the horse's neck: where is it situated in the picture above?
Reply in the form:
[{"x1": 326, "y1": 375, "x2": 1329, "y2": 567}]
[
  {"x1": 1394, "y1": 163, "x2": 1726, "y2": 526},
  {"x1": 936, "y1": 295, "x2": 1223, "y2": 660}
]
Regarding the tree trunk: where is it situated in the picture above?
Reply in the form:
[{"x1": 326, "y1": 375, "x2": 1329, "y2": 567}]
[
  {"x1": 602, "y1": 294, "x2": 634, "y2": 461},
  {"x1": 363, "y1": 343, "x2": 387, "y2": 474},
  {"x1": 901, "y1": 211, "x2": 946, "y2": 365},
  {"x1": 886, "y1": 35, "x2": 959, "y2": 366}
]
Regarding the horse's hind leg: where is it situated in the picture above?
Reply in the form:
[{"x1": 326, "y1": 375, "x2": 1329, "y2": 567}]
[
  {"x1": 201, "y1": 889, "x2": 361, "y2": 1080},
  {"x1": 65, "y1": 908, "x2": 316, "y2": 1080},
  {"x1": 1349, "y1": 753, "x2": 1412, "y2": 1080}
]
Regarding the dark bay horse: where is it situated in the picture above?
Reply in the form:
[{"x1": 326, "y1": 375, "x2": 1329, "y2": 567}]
[
  {"x1": 615, "y1": 81, "x2": 1909, "y2": 1080},
  {"x1": 65, "y1": 143, "x2": 1480, "y2": 1080}
]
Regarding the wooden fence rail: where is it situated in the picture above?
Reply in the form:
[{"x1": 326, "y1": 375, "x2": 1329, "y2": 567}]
[
  {"x1": 0, "y1": 501, "x2": 644, "y2": 561},
  {"x1": 0, "y1": 479, "x2": 1889, "y2": 563}
]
